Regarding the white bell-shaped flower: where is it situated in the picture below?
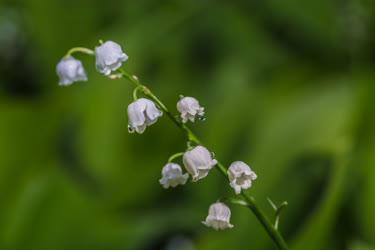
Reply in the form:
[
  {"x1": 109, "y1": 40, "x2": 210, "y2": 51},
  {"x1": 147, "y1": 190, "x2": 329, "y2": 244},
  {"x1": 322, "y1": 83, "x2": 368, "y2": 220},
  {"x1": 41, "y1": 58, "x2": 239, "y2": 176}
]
[
  {"x1": 159, "y1": 163, "x2": 189, "y2": 188},
  {"x1": 177, "y1": 96, "x2": 205, "y2": 123},
  {"x1": 202, "y1": 202, "x2": 234, "y2": 230},
  {"x1": 56, "y1": 56, "x2": 87, "y2": 86},
  {"x1": 183, "y1": 146, "x2": 217, "y2": 181},
  {"x1": 227, "y1": 161, "x2": 257, "y2": 194},
  {"x1": 95, "y1": 40, "x2": 128, "y2": 75},
  {"x1": 127, "y1": 98, "x2": 163, "y2": 134}
]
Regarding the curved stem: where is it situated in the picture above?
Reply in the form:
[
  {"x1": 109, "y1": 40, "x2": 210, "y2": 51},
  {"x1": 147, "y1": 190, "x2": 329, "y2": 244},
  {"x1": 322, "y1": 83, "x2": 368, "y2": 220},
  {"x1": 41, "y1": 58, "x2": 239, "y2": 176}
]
[
  {"x1": 65, "y1": 47, "x2": 95, "y2": 58},
  {"x1": 118, "y1": 69, "x2": 201, "y2": 144},
  {"x1": 133, "y1": 85, "x2": 143, "y2": 101},
  {"x1": 118, "y1": 68, "x2": 288, "y2": 250},
  {"x1": 168, "y1": 152, "x2": 184, "y2": 163}
]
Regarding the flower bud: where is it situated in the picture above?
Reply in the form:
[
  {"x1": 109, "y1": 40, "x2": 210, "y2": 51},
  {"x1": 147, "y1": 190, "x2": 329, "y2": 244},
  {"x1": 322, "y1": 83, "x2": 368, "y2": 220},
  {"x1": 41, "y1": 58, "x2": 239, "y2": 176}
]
[
  {"x1": 177, "y1": 96, "x2": 204, "y2": 123},
  {"x1": 183, "y1": 146, "x2": 217, "y2": 181},
  {"x1": 159, "y1": 163, "x2": 189, "y2": 188},
  {"x1": 227, "y1": 161, "x2": 257, "y2": 194},
  {"x1": 95, "y1": 40, "x2": 128, "y2": 75},
  {"x1": 56, "y1": 56, "x2": 87, "y2": 86},
  {"x1": 127, "y1": 98, "x2": 163, "y2": 134},
  {"x1": 202, "y1": 202, "x2": 233, "y2": 230}
]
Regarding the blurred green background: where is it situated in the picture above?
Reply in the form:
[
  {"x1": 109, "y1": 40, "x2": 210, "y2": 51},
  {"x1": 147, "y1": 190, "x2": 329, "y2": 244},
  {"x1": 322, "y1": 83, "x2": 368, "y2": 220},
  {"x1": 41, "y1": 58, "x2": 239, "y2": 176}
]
[{"x1": 1, "y1": 0, "x2": 375, "y2": 249}]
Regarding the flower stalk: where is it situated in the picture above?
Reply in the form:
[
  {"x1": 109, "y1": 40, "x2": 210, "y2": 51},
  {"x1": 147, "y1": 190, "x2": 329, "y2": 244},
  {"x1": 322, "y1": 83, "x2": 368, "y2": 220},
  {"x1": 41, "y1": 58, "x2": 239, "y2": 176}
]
[
  {"x1": 59, "y1": 46, "x2": 288, "y2": 250},
  {"x1": 118, "y1": 68, "x2": 288, "y2": 250},
  {"x1": 168, "y1": 152, "x2": 184, "y2": 163},
  {"x1": 65, "y1": 47, "x2": 94, "y2": 58}
]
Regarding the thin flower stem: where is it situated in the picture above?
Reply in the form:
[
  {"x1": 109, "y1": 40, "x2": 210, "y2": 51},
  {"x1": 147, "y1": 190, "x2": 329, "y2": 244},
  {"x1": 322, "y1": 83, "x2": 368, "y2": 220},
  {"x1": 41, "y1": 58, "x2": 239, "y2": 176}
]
[
  {"x1": 132, "y1": 85, "x2": 143, "y2": 101},
  {"x1": 118, "y1": 68, "x2": 288, "y2": 250},
  {"x1": 274, "y1": 201, "x2": 288, "y2": 230},
  {"x1": 65, "y1": 47, "x2": 95, "y2": 58},
  {"x1": 118, "y1": 69, "x2": 201, "y2": 144},
  {"x1": 215, "y1": 164, "x2": 288, "y2": 250},
  {"x1": 241, "y1": 194, "x2": 289, "y2": 250},
  {"x1": 168, "y1": 152, "x2": 184, "y2": 163},
  {"x1": 61, "y1": 47, "x2": 288, "y2": 249}
]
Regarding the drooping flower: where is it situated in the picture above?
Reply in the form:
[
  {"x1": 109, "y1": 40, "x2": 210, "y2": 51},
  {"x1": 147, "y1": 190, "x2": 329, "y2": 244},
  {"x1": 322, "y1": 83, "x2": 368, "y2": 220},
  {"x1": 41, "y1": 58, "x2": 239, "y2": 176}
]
[
  {"x1": 159, "y1": 163, "x2": 189, "y2": 188},
  {"x1": 127, "y1": 98, "x2": 163, "y2": 134},
  {"x1": 56, "y1": 56, "x2": 87, "y2": 86},
  {"x1": 183, "y1": 146, "x2": 217, "y2": 181},
  {"x1": 202, "y1": 202, "x2": 234, "y2": 230},
  {"x1": 95, "y1": 40, "x2": 128, "y2": 75},
  {"x1": 176, "y1": 96, "x2": 205, "y2": 123},
  {"x1": 227, "y1": 161, "x2": 257, "y2": 194}
]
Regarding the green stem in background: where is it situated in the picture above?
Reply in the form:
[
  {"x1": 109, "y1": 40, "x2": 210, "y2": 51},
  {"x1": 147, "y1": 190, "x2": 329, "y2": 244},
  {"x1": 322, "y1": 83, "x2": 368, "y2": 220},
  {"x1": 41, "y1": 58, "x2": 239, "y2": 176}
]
[
  {"x1": 268, "y1": 198, "x2": 288, "y2": 230},
  {"x1": 118, "y1": 68, "x2": 288, "y2": 250},
  {"x1": 242, "y1": 194, "x2": 288, "y2": 250}
]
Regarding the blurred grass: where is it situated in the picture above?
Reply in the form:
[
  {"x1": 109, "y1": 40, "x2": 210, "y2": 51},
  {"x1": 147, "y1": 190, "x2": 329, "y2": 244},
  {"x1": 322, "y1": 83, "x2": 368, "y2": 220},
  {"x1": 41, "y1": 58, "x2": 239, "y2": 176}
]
[{"x1": 1, "y1": 0, "x2": 375, "y2": 249}]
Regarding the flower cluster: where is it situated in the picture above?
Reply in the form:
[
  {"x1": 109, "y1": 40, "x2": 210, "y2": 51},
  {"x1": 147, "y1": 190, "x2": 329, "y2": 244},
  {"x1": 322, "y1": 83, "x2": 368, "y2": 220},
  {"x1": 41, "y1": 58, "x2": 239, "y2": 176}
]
[{"x1": 57, "y1": 40, "x2": 258, "y2": 232}]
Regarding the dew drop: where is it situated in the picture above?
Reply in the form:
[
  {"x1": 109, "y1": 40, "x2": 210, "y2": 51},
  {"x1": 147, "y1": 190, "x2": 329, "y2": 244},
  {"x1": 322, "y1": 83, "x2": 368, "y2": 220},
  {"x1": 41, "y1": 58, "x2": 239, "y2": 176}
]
[
  {"x1": 198, "y1": 115, "x2": 206, "y2": 121},
  {"x1": 128, "y1": 125, "x2": 135, "y2": 133}
]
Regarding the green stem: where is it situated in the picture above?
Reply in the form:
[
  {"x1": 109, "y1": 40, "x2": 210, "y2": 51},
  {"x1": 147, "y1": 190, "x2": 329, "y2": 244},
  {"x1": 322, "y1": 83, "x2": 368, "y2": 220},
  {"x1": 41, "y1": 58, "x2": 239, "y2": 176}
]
[
  {"x1": 241, "y1": 194, "x2": 288, "y2": 250},
  {"x1": 118, "y1": 68, "x2": 288, "y2": 250},
  {"x1": 132, "y1": 85, "x2": 143, "y2": 101},
  {"x1": 118, "y1": 69, "x2": 201, "y2": 144},
  {"x1": 65, "y1": 47, "x2": 94, "y2": 58},
  {"x1": 168, "y1": 152, "x2": 184, "y2": 163}
]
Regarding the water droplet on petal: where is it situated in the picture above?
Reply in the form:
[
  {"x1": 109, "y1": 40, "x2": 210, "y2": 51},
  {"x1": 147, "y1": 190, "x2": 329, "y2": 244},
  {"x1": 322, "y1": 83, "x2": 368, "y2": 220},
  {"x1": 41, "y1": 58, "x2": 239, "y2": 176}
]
[
  {"x1": 128, "y1": 124, "x2": 135, "y2": 133},
  {"x1": 198, "y1": 115, "x2": 206, "y2": 121}
]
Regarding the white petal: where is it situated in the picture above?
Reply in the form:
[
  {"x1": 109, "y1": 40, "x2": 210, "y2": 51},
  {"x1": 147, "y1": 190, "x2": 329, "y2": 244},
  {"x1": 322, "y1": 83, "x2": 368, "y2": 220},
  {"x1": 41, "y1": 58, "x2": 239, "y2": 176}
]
[
  {"x1": 95, "y1": 40, "x2": 128, "y2": 75},
  {"x1": 144, "y1": 99, "x2": 163, "y2": 125},
  {"x1": 56, "y1": 56, "x2": 87, "y2": 86},
  {"x1": 127, "y1": 98, "x2": 162, "y2": 134},
  {"x1": 177, "y1": 97, "x2": 204, "y2": 123},
  {"x1": 203, "y1": 202, "x2": 233, "y2": 230},
  {"x1": 159, "y1": 163, "x2": 189, "y2": 188},
  {"x1": 183, "y1": 146, "x2": 216, "y2": 181},
  {"x1": 127, "y1": 100, "x2": 147, "y2": 127},
  {"x1": 227, "y1": 161, "x2": 257, "y2": 194}
]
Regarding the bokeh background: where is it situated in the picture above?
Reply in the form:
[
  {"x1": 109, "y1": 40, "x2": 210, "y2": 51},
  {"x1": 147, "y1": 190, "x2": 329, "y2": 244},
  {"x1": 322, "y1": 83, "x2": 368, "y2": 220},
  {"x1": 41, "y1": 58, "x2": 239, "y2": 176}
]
[{"x1": 1, "y1": 0, "x2": 375, "y2": 249}]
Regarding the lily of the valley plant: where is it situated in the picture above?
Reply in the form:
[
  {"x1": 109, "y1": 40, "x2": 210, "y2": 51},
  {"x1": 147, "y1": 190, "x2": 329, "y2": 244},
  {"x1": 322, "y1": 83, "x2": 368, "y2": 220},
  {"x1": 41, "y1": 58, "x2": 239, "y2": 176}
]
[{"x1": 57, "y1": 40, "x2": 289, "y2": 250}]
